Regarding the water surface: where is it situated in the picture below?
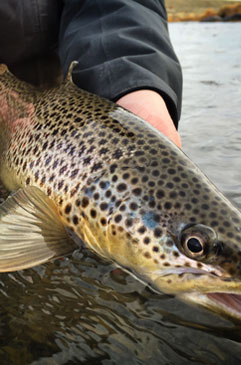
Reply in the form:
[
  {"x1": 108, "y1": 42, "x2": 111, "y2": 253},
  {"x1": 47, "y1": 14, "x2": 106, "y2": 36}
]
[{"x1": 0, "y1": 22, "x2": 241, "y2": 364}]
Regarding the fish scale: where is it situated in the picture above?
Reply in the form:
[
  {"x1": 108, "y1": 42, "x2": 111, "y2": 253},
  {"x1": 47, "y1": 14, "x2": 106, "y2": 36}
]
[{"x1": 1, "y1": 63, "x2": 241, "y2": 321}]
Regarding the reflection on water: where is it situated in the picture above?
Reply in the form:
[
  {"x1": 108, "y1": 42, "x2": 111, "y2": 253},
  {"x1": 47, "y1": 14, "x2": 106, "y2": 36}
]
[
  {"x1": 1, "y1": 251, "x2": 241, "y2": 365},
  {"x1": 0, "y1": 23, "x2": 241, "y2": 364}
]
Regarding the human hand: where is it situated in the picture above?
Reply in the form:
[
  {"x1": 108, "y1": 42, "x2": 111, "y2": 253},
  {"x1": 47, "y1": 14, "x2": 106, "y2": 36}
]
[{"x1": 117, "y1": 89, "x2": 181, "y2": 148}]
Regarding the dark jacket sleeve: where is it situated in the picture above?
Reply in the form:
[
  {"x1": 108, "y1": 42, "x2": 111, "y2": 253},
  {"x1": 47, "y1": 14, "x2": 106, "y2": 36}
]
[
  {"x1": 0, "y1": 0, "x2": 61, "y2": 66},
  {"x1": 59, "y1": 0, "x2": 182, "y2": 127},
  {"x1": 0, "y1": 0, "x2": 62, "y2": 86}
]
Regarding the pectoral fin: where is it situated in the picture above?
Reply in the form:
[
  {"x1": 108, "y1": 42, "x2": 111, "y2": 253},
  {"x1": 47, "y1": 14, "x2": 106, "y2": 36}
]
[{"x1": 0, "y1": 186, "x2": 77, "y2": 272}]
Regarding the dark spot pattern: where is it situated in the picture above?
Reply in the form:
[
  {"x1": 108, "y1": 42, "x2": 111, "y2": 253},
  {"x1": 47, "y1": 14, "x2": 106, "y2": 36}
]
[{"x1": 2, "y1": 63, "x2": 240, "y2": 284}]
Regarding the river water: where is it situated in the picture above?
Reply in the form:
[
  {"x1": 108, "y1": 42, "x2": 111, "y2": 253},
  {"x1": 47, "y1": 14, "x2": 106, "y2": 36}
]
[{"x1": 0, "y1": 22, "x2": 241, "y2": 364}]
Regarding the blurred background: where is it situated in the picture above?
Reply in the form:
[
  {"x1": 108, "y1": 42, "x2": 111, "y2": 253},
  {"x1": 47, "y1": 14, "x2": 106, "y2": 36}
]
[{"x1": 166, "y1": 0, "x2": 241, "y2": 21}]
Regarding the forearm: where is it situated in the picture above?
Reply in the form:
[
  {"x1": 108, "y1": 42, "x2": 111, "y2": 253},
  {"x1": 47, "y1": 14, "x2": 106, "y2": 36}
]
[{"x1": 59, "y1": 0, "x2": 183, "y2": 128}]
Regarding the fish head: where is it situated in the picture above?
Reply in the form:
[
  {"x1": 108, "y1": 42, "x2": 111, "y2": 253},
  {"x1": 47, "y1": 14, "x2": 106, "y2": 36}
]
[{"x1": 76, "y1": 147, "x2": 241, "y2": 320}]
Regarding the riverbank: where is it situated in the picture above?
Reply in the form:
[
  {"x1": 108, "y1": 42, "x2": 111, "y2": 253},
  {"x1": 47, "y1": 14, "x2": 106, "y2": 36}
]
[{"x1": 166, "y1": 0, "x2": 241, "y2": 21}]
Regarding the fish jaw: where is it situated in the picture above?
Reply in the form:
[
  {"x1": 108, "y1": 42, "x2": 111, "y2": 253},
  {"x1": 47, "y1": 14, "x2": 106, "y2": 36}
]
[
  {"x1": 180, "y1": 292, "x2": 241, "y2": 322},
  {"x1": 151, "y1": 270, "x2": 241, "y2": 321}
]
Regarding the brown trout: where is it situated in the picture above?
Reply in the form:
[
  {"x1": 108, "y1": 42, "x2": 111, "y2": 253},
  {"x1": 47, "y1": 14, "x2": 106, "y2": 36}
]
[{"x1": 0, "y1": 63, "x2": 241, "y2": 321}]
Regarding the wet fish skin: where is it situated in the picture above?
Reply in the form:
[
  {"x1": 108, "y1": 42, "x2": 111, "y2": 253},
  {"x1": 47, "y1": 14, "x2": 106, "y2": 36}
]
[{"x1": 1, "y1": 63, "x2": 241, "y2": 320}]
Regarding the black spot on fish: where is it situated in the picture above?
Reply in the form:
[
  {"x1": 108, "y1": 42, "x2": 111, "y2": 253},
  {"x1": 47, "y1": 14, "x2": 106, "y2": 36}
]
[
  {"x1": 40, "y1": 176, "x2": 46, "y2": 186},
  {"x1": 166, "y1": 182, "x2": 174, "y2": 189},
  {"x1": 58, "y1": 180, "x2": 64, "y2": 190},
  {"x1": 53, "y1": 160, "x2": 58, "y2": 169},
  {"x1": 90, "y1": 209, "x2": 97, "y2": 219},
  {"x1": 167, "y1": 168, "x2": 176, "y2": 175},
  {"x1": 99, "y1": 147, "x2": 109, "y2": 155},
  {"x1": 45, "y1": 156, "x2": 52, "y2": 166},
  {"x1": 110, "y1": 164, "x2": 118, "y2": 173},
  {"x1": 131, "y1": 177, "x2": 138, "y2": 185},
  {"x1": 73, "y1": 216, "x2": 79, "y2": 225},
  {"x1": 138, "y1": 226, "x2": 146, "y2": 234},
  {"x1": 125, "y1": 218, "x2": 133, "y2": 227},
  {"x1": 133, "y1": 188, "x2": 142, "y2": 196},
  {"x1": 59, "y1": 165, "x2": 68, "y2": 175},
  {"x1": 22, "y1": 162, "x2": 27, "y2": 172},
  {"x1": 114, "y1": 215, "x2": 122, "y2": 223},
  {"x1": 49, "y1": 140, "x2": 55, "y2": 149},
  {"x1": 70, "y1": 169, "x2": 79, "y2": 179},
  {"x1": 164, "y1": 202, "x2": 172, "y2": 210},
  {"x1": 117, "y1": 183, "x2": 127, "y2": 192},
  {"x1": 135, "y1": 150, "x2": 145, "y2": 157},
  {"x1": 100, "y1": 217, "x2": 107, "y2": 226},
  {"x1": 113, "y1": 149, "x2": 123, "y2": 159},
  {"x1": 33, "y1": 146, "x2": 38, "y2": 155},
  {"x1": 78, "y1": 145, "x2": 86, "y2": 157},
  {"x1": 83, "y1": 156, "x2": 92, "y2": 165},
  {"x1": 149, "y1": 148, "x2": 157, "y2": 155},
  {"x1": 144, "y1": 252, "x2": 151, "y2": 259},
  {"x1": 154, "y1": 228, "x2": 162, "y2": 238},
  {"x1": 143, "y1": 237, "x2": 150, "y2": 245},
  {"x1": 43, "y1": 141, "x2": 48, "y2": 150},
  {"x1": 105, "y1": 190, "x2": 112, "y2": 198},
  {"x1": 100, "y1": 181, "x2": 107, "y2": 189},
  {"x1": 49, "y1": 174, "x2": 55, "y2": 182},
  {"x1": 142, "y1": 176, "x2": 148, "y2": 183},
  {"x1": 93, "y1": 193, "x2": 100, "y2": 201},
  {"x1": 34, "y1": 171, "x2": 39, "y2": 182},
  {"x1": 123, "y1": 173, "x2": 130, "y2": 180},
  {"x1": 120, "y1": 204, "x2": 126, "y2": 212},
  {"x1": 100, "y1": 202, "x2": 108, "y2": 211},
  {"x1": 75, "y1": 199, "x2": 81, "y2": 207},
  {"x1": 99, "y1": 139, "x2": 107, "y2": 145},
  {"x1": 61, "y1": 129, "x2": 67, "y2": 136},
  {"x1": 65, "y1": 204, "x2": 72, "y2": 214},
  {"x1": 156, "y1": 190, "x2": 165, "y2": 199},
  {"x1": 130, "y1": 202, "x2": 138, "y2": 211}
]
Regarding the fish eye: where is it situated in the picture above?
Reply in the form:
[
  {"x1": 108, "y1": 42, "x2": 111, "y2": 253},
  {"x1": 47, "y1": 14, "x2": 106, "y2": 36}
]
[
  {"x1": 184, "y1": 236, "x2": 205, "y2": 257},
  {"x1": 179, "y1": 224, "x2": 217, "y2": 260}
]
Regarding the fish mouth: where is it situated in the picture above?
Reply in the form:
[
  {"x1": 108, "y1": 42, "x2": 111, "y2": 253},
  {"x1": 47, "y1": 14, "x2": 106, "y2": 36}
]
[
  {"x1": 180, "y1": 288, "x2": 241, "y2": 321},
  {"x1": 153, "y1": 267, "x2": 241, "y2": 320},
  {"x1": 206, "y1": 292, "x2": 241, "y2": 319}
]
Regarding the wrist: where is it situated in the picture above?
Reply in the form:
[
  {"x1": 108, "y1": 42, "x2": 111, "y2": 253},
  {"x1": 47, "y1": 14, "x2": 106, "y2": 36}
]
[{"x1": 117, "y1": 89, "x2": 181, "y2": 148}]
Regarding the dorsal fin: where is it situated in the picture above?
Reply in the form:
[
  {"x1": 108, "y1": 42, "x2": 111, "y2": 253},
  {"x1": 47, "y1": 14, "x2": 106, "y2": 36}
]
[{"x1": 66, "y1": 61, "x2": 79, "y2": 83}]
